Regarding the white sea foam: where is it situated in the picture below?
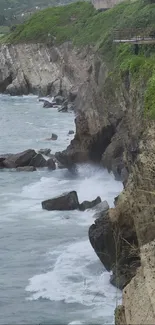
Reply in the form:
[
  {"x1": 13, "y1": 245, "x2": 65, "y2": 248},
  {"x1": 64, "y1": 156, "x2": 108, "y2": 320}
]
[
  {"x1": 26, "y1": 240, "x2": 121, "y2": 312},
  {"x1": 0, "y1": 94, "x2": 123, "y2": 324}
]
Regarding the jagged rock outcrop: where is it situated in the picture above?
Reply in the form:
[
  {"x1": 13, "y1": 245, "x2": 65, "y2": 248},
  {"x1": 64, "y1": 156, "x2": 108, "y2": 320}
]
[
  {"x1": 79, "y1": 196, "x2": 101, "y2": 211},
  {"x1": 56, "y1": 56, "x2": 143, "y2": 179},
  {"x1": 0, "y1": 43, "x2": 92, "y2": 96},
  {"x1": 90, "y1": 123, "x2": 155, "y2": 323}
]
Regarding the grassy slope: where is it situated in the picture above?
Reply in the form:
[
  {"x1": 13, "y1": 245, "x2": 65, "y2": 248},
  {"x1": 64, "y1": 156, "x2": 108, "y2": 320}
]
[
  {"x1": 3, "y1": 0, "x2": 155, "y2": 118},
  {"x1": 0, "y1": 0, "x2": 80, "y2": 16}
]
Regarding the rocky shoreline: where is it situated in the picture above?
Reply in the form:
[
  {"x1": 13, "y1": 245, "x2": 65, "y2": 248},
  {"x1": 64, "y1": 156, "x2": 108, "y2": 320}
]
[{"x1": 0, "y1": 40, "x2": 155, "y2": 324}]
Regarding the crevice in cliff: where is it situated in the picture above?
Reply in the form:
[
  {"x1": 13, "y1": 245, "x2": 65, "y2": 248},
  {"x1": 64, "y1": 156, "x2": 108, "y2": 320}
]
[
  {"x1": 23, "y1": 74, "x2": 32, "y2": 95},
  {"x1": 88, "y1": 124, "x2": 116, "y2": 162},
  {"x1": 0, "y1": 74, "x2": 13, "y2": 93}
]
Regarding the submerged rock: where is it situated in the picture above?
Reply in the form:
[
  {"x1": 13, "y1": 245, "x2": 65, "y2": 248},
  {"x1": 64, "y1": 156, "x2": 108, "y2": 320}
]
[
  {"x1": 16, "y1": 166, "x2": 36, "y2": 172},
  {"x1": 29, "y1": 153, "x2": 47, "y2": 168},
  {"x1": 42, "y1": 191, "x2": 79, "y2": 211},
  {"x1": 79, "y1": 196, "x2": 101, "y2": 211}
]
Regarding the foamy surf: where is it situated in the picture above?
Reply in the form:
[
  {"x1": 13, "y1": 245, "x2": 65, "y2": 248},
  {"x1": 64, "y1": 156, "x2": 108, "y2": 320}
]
[
  {"x1": 26, "y1": 240, "x2": 121, "y2": 312},
  {"x1": 0, "y1": 95, "x2": 123, "y2": 325}
]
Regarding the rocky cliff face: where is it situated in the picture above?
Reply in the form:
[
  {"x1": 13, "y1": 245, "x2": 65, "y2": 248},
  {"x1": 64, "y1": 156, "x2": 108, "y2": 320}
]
[
  {"x1": 0, "y1": 42, "x2": 91, "y2": 96},
  {"x1": 113, "y1": 123, "x2": 155, "y2": 324},
  {"x1": 0, "y1": 42, "x2": 155, "y2": 324}
]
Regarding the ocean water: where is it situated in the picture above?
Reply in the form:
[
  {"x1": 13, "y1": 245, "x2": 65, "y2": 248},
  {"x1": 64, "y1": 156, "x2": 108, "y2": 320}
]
[{"x1": 0, "y1": 95, "x2": 123, "y2": 325}]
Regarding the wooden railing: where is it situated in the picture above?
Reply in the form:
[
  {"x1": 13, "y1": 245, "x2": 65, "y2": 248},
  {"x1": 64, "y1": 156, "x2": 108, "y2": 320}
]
[{"x1": 113, "y1": 27, "x2": 155, "y2": 43}]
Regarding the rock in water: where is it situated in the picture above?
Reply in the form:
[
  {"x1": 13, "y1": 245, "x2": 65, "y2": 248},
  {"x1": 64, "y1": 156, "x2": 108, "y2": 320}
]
[
  {"x1": 47, "y1": 158, "x2": 56, "y2": 170},
  {"x1": 79, "y1": 196, "x2": 101, "y2": 211},
  {"x1": 51, "y1": 133, "x2": 58, "y2": 140},
  {"x1": 38, "y1": 148, "x2": 51, "y2": 156},
  {"x1": 89, "y1": 214, "x2": 116, "y2": 271},
  {"x1": 43, "y1": 100, "x2": 54, "y2": 108},
  {"x1": 16, "y1": 166, "x2": 36, "y2": 172},
  {"x1": 3, "y1": 149, "x2": 36, "y2": 168},
  {"x1": 42, "y1": 191, "x2": 79, "y2": 211},
  {"x1": 92, "y1": 200, "x2": 109, "y2": 213},
  {"x1": 29, "y1": 154, "x2": 47, "y2": 168},
  {"x1": 58, "y1": 100, "x2": 68, "y2": 112},
  {"x1": 54, "y1": 95, "x2": 65, "y2": 105},
  {"x1": 46, "y1": 133, "x2": 58, "y2": 141},
  {"x1": 68, "y1": 130, "x2": 74, "y2": 135}
]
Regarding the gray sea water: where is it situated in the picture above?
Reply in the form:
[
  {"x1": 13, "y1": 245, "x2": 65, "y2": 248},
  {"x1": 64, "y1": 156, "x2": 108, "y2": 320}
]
[{"x1": 0, "y1": 95, "x2": 123, "y2": 325}]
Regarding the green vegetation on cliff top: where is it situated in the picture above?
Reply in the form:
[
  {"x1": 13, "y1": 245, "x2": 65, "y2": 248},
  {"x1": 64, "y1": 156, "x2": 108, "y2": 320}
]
[{"x1": 3, "y1": 0, "x2": 155, "y2": 118}]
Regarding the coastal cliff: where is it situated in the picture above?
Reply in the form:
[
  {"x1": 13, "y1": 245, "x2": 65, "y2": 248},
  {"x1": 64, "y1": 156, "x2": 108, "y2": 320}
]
[
  {"x1": 0, "y1": 1, "x2": 155, "y2": 323},
  {"x1": 0, "y1": 43, "x2": 91, "y2": 96}
]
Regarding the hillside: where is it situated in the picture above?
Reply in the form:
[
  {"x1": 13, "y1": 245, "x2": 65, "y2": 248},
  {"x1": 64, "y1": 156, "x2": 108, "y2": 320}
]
[
  {"x1": 0, "y1": 0, "x2": 80, "y2": 16},
  {"x1": 0, "y1": 0, "x2": 84, "y2": 32},
  {"x1": 4, "y1": 0, "x2": 155, "y2": 118}
]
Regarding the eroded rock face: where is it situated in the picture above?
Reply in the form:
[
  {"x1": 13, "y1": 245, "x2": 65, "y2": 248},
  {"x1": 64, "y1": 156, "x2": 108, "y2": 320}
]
[
  {"x1": 0, "y1": 43, "x2": 91, "y2": 97},
  {"x1": 89, "y1": 124, "x2": 155, "y2": 321},
  {"x1": 56, "y1": 57, "x2": 143, "y2": 178}
]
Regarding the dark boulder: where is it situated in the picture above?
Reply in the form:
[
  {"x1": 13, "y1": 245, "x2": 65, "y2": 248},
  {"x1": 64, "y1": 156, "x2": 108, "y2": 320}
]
[
  {"x1": 42, "y1": 191, "x2": 79, "y2": 211},
  {"x1": 16, "y1": 166, "x2": 36, "y2": 172},
  {"x1": 38, "y1": 148, "x2": 51, "y2": 156},
  {"x1": 89, "y1": 213, "x2": 116, "y2": 271},
  {"x1": 79, "y1": 196, "x2": 101, "y2": 211},
  {"x1": 29, "y1": 154, "x2": 47, "y2": 168},
  {"x1": 58, "y1": 100, "x2": 68, "y2": 112},
  {"x1": 89, "y1": 210, "x2": 140, "y2": 289},
  {"x1": 46, "y1": 133, "x2": 58, "y2": 141},
  {"x1": 3, "y1": 149, "x2": 36, "y2": 168},
  {"x1": 0, "y1": 157, "x2": 6, "y2": 162},
  {"x1": 68, "y1": 130, "x2": 74, "y2": 135},
  {"x1": 47, "y1": 158, "x2": 56, "y2": 170},
  {"x1": 43, "y1": 100, "x2": 54, "y2": 108},
  {"x1": 54, "y1": 95, "x2": 65, "y2": 105},
  {"x1": 51, "y1": 133, "x2": 58, "y2": 140},
  {"x1": 0, "y1": 156, "x2": 6, "y2": 168}
]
